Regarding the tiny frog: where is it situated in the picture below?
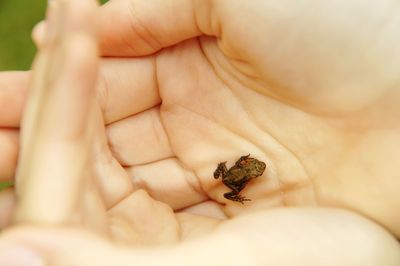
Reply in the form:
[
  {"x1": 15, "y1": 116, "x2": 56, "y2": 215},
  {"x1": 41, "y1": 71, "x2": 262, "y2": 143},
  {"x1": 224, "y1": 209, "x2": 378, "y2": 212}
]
[{"x1": 214, "y1": 155, "x2": 266, "y2": 204}]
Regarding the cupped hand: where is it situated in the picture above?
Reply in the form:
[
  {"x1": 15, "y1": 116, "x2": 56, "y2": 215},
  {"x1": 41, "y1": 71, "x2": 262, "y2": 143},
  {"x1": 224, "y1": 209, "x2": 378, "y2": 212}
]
[
  {"x1": 0, "y1": 0, "x2": 400, "y2": 265},
  {"x1": 0, "y1": 0, "x2": 399, "y2": 242}
]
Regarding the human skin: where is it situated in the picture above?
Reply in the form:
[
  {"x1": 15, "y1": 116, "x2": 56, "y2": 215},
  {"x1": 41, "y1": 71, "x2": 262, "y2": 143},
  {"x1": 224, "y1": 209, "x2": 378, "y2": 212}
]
[{"x1": 0, "y1": 0, "x2": 399, "y2": 264}]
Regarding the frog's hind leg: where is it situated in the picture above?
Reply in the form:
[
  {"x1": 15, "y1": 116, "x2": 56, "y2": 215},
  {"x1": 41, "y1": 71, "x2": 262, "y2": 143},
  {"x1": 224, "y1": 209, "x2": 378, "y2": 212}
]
[{"x1": 224, "y1": 191, "x2": 251, "y2": 204}]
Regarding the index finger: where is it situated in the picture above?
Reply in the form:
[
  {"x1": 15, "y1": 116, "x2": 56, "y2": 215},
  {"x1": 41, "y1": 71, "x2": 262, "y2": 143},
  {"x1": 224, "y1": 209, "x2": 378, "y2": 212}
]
[{"x1": 0, "y1": 72, "x2": 28, "y2": 128}]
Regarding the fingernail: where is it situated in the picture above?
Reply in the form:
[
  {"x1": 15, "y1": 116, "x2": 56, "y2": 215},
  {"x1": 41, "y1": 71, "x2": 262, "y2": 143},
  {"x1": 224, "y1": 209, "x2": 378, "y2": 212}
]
[{"x1": 0, "y1": 245, "x2": 45, "y2": 266}]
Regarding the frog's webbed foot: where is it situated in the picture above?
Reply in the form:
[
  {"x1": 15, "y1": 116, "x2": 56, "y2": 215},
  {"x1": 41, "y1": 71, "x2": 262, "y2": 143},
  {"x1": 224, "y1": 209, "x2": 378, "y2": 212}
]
[{"x1": 224, "y1": 191, "x2": 251, "y2": 204}]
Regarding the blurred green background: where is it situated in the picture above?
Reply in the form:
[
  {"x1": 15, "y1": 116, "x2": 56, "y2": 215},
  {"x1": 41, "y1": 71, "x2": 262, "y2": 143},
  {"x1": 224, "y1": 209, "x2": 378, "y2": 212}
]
[
  {"x1": 0, "y1": 0, "x2": 108, "y2": 191},
  {"x1": 0, "y1": 0, "x2": 108, "y2": 71}
]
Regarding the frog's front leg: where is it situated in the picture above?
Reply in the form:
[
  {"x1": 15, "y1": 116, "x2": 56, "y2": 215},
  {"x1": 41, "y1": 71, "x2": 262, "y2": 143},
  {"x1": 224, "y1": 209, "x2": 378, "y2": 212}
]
[
  {"x1": 214, "y1": 162, "x2": 227, "y2": 179},
  {"x1": 223, "y1": 191, "x2": 251, "y2": 204}
]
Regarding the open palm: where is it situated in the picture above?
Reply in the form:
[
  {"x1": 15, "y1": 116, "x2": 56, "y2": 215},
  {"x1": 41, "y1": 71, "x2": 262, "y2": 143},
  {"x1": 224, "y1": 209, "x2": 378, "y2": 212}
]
[{"x1": 0, "y1": 0, "x2": 400, "y2": 264}]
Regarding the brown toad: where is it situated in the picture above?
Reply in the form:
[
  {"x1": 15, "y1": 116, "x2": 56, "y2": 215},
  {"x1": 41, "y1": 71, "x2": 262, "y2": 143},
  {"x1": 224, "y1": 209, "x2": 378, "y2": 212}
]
[{"x1": 214, "y1": 154, "x2": 266, "y2": 204}]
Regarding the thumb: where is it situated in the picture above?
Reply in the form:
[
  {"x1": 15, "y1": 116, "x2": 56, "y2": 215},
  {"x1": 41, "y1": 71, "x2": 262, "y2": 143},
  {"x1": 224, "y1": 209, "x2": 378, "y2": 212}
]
[
  {"x1": 0, "y1": 227, "x2": 251, "y2": 266},
  {"x1": 15, "y1": 0, "x2": 99, "y2": 225},
  {"x1": 2, "y1": 209, "x2": 399, "y2": 266}
]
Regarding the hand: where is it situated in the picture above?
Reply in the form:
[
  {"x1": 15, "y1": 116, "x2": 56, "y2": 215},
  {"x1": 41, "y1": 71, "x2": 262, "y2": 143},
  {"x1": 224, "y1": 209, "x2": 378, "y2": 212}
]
[
  {"x1": 3, "y1": 0, "x2": 400, "y2": 233},
  {"x1": 0, "y1": 0, "x2": 400, "y2": 265},
  {"x1": 0, "y1": 0, "x2": 399, "y2": 246}
]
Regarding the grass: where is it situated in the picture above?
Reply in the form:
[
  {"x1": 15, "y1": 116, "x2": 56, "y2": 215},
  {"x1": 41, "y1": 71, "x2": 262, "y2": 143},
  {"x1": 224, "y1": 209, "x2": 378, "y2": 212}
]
[{"x1": 0, "y1": 0, "x2": 108, "y2": 191}]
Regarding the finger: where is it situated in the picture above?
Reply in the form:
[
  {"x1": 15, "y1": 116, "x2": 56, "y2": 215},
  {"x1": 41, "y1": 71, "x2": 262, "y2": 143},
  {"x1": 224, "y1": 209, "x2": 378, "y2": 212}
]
[
  {"x1": 99, "y1": 0, "x2": 206, "y2": 56},
  {"x1": 0, "y1": 72, "x2": 28, "y2": 127},
  {"x1": 0, "y1": 129, "x2": 18, "y2": 181},
  {"x1": 106, "y1": 107, "x2": 172, "y2": 166},
  {"x1": 0, "y1": 188, "x2": 15, "y2": 229},
  {"x1": 97, "y1": 56, "x2": 160, "y2": 124},
  {"x1": 32, "y1": 0, "x2": 210, "y2": 56},
  {"x1": 125, "y1": 158, "x2": 207, "y2": 210},
  {"x1": 0, "y1": 57, "x2": 160, "y2": 187},
  {"x1": 15, "y1": 0, "x2": 99, "y2": 225},
  {"x1": 0, "y1": 55, "x2": 160, "y2": 127}
]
